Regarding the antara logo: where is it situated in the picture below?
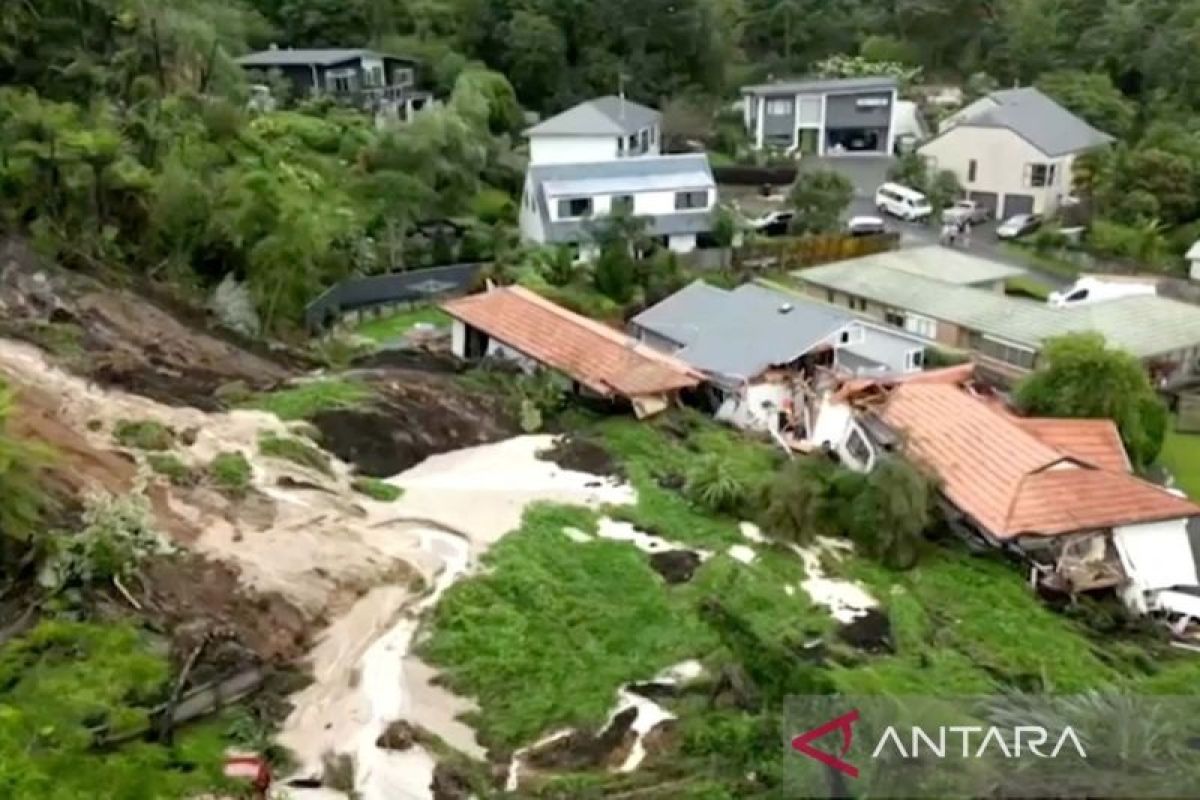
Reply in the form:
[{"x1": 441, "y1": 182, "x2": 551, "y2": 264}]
[{"x1": 791, "y1": 709, "x2": 1088, "y2": 778}]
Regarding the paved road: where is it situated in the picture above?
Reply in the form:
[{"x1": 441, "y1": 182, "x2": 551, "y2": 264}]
[{"x1": 814, "y1": 155, "x2": 1075, "y2": 290}]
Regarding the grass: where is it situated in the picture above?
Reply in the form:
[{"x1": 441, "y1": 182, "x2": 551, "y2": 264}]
[
  {"x1": 1159, "y1": 427, "x2": 1200, "y2": 499},
  {"x1": 592, "y1": 412, "x2": 780, "y2": 548},
  {"x1": 113, "y1": 419, "x2": 175, "y2": 451},
  {"x1": 241, "y1": 378, "x2": 373, "y2": 421},
  {"x1": 17, "y1": 320, "x2": 85, "y2": 358},
  {"x1": 146, "y1": 453, "x2": 194, "y2": 486},
  {"x1": 0, "y1": 620, "x2": 235, "y2": 797},
  {"x1": 258, "y1": 433, "x2": 333, "y2": 476},
  {"x1": 422, "y1": 503, "x2": 719, "y2": 749},
  {"x1": 208, "y1": 451, "x2": 252, "y2": 494},
  {"x1": 351, "y1": 477, "x2": 403, "y2": 502},
  {"x1": 1004, "y1": 274, "x2": 1053, "y2": 301},
  {"x1": 353, "y1": 306, "x2": 450, "y2": 343}
]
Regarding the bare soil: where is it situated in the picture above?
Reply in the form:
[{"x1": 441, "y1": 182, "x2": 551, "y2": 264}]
[
  {"x1": 836, "y1": 608, "x2": 893, "y2": 653},
  {"x1": 648, "y1": 550, "x2": 702, "y2": 584},
  {"x1": 536, "y1": 436, "x2": 620, "y2": 478}
]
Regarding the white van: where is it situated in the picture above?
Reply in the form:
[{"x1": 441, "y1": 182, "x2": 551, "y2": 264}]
[{"x1": 875, "y1": 183, "x2": 933, "y2": 221}]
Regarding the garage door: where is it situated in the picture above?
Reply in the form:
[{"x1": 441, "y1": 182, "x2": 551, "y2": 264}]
[
  {"x1": 967, "y1": 191, "x2": 998, "y2": 216},
  {"x1": 1002, "y1": 193, "x2": 1035, "y2": 218}
]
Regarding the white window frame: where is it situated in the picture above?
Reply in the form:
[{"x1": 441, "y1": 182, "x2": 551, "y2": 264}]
[
  {"x1": 905, "y1": 348, "x2": 925, "y2": 371},
  {"x1": 903, "y1": 313, "x2": 938, "y2": 339},
  {"x1": 1025, "y1": 163, "x2": 1051, "y2": 188},
  {"x1": 837, "y1": 324, "x2": 865, "y2": 346},
  {"x1": 557, "y1": 196, "x2": 593, "y2": 220},
  {"x1": 674, "y1": 190, "x2": 709, "y2": 211}
]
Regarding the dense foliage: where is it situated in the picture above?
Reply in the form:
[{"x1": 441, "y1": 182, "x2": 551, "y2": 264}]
[{"x1": 1015, "y1": 332, "x2": 1170, "y2": 468}]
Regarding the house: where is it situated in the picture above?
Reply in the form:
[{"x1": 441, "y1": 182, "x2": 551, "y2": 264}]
[
  {"x1": 236, "y1": 47, "x2": 434, "y2": 121},
  {"x1": 795, "y1": 248, "x2": 1200, "y2": 378},
  {"x1": 918, "y1": 87, "x2": 1113, "y2": 218},
  {"x1": 518, "y1": 97, "x2": 715, "y2": 257},
  {"x1": 629, "y1": 280, "x2": 927, "y2": 453},
  {"x1": 740, "y1": 76, "x2": 899, "y2": 155},
  {"x1": 439, "y1": 285, "x2": 699, "y2": 418},
  {"x1": 876, "y1": 381, "x2": 1200, "y2": 620}
]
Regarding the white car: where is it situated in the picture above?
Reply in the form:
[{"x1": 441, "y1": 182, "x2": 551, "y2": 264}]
[
  {"x1": 942, "y1": 200, "x2": 990, "y2": 225},
  {"x1": 875, "y1": 182, "x2": 933, "y2": 221},
  {"x1": 847, "y1": 216, "x2": 886, "y2": 237}
]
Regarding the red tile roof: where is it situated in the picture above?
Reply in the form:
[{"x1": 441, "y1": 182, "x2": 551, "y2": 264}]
[
  {"x1": 441, "y1": 286, "x2": 700, "y2": 398},
  {"x1": 1014, "y1": 418, "x2": 1131, "y2": 474},
  {"x1": 883, "y1": 384, "x2": 1198, "y2": 539}
]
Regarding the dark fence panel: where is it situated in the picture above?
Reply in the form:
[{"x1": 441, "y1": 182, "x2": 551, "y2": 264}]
[
  {"x1": 736, "y1": 232, "x2": 900, "y2": 271},
  {"x1": 712, "y1": 164, "x2": 799, "y2": 186},
  {"x1": 305, "y1": 262, "x2": 485, "y2": 331}
]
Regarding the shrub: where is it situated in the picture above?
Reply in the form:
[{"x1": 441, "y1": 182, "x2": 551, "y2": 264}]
[
  {"x1": 259, "y1": 433, "x2": 333, "y2": 476},
  {"x1": 208, "y1": 451, "x2": 253, "y2": 494},
  {"x1": 0, "y1": 381, "x2": 53, "y2": 546},
  {"x1": 146, "y1": 453, "x2": 194, "y2": 486},
  {"x1": 38, "y1": 492, "x2": 165, "y2": 591},
  {"x1": 113, "y1": 419, "x2": 175, "y2": 451},
  {"x1": 685, "y1": 454, "x2": 748, "y2": 513},
  {"x1": 351, "y1": 477, "x2": 404, "y2": 502}
]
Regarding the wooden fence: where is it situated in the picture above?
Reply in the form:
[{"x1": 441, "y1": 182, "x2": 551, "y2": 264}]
[{"x1": 734, "y1": 232, "x2": 900, "y2": 272}]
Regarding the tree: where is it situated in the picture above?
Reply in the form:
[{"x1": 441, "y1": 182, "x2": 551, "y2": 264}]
[
  {"x1": 502, "y1": 11, "x2": 568, "y2": 113},
  {"x1": 589, "y1": 211, "x2": 649, "y2": 303},
  {"x1": 788, "y1": 169, "x2": 852, "y2": 234},
  {"x1": 1014, "y1": 332, "x2": 1169, "y2": 468},
  {"x1": 1036, "y1": 70, "x2": 1136, "y2": 139}
]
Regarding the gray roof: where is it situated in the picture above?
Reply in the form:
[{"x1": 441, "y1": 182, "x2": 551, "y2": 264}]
[
  {"x1": 795, "y1": 259, "x2": 1200, "y2": 359},
  {"x1": 938, "y1": 87, "x2": 1113, "y2": 157},
  {"x1": 841, "y1": 246, "x2": 1025, "y2": 286},
  {"x1": 237, "y1": 48, "x2": 414, "y2": 68},
  {"x1": 632, "y1": 281, "x2": 858, "y2": 382},
  {"x1": 528, "y1": 154, "x2": 715, "y2": 244},
  {"x1": 524, "y1": 96, "x2": 660, "y2": 137},
  {"x1": 741, "y1": 75, "x2": 898, "y2": 96}
]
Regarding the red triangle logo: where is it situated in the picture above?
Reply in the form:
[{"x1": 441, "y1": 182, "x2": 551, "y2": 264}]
[{"x1": 791, "y1": 708, "x2": 861, "y2": 778}]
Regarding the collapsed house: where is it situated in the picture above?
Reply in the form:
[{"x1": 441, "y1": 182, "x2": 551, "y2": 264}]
[
  {"x1": 440, "y1": 285, "x2": 700, "y2": 418},
  {"x1": 859, "y1": 378, "x2": 1200, "y2": 632},
  {"x1": 629, "y1": 280, "x2": 928, "y2": 448}
]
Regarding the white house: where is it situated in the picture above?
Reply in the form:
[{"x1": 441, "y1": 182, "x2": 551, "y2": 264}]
[
  {"x1": 918, "y1": 87, "x2": 1113, "y2": 219},
  {"x1": 519, "y1": 96, "x2": 716, "y2": 256},
  {"x1": 740, "y1": 76, "x2": 899, "y2": 155}
]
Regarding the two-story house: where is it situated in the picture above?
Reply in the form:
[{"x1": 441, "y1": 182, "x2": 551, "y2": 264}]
[
  {"x1": 236, "y1": 47, "x2": 434, "y2": 122},
  {"x1": 918, "y1": 87, "x2": 1113, "y2": 219},
  {"x1": 518, "y1": 96, "x2": 717, "y2": 258},
  {"x1": 740, "y1": 76, "x2": 899, "y2": 155}
]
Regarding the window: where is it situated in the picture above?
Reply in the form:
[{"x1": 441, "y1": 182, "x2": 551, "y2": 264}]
[
  {"x1": 393, "y1": 67, "x2": 414, "y2": 86},
  {"x1": 557, "y1": 197, "x2": 593, "y2": 219},
  {"x1": 766, "y1": 98, "x2": 794, "y2": 115},
  {"x1": 327, "y1": 69, "x2": 355, "y2": 93},
  {"x1": 838, "y1": 326, "x2": 864, "y2": 345},
  {"x1": 970, "y1": 334, "x2": 1037, "y2": 369},
  {"x1": 618, "y1": 137, "x2": 625, "y2": 156},
  {"x1": 826, "y1": 290, "x2": 836, "y2": 303},
  {"x1": 903, "y1": 313, "x2": 937, "y2": 339},
  {"x1": 649, "y1": 126, "x2": 657, "y2": 145},
  {"x1": 640, "y1": 129, "x2": 649, "y2": 152},
  {"x1": 850, "y1": 297, "x2": 868, "y2": 311},
  {"x1": 1026, "y1": 163, "x2": 1050, "y2": 188},
  {"x1": 905, "y1": 349, "x2": 925, "y2": 371},
  {"x1": 856, "y1": 97, "x2": 889, "y2": 108},
  {"x1": 883, "y1": 309, "x2": 905, "y2": 328},
  {"x1": 674, "y1": 190, "x2": 709, "y2": 210},
  {"x1": 628, "y1": 134, "x2": 638, "y2": 154},
  {"x1": 968, "y1": 159, "x2": 978, "y2": 183},
  {"x1": 611, "y1": 194, "x2": 634, "y2": 215},
  {"x1": 1047, "y1": 164, "x2": 1058, "y2": 186}
]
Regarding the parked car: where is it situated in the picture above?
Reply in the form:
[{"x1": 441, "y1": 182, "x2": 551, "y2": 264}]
[
  {"x1": 875, "y1": 182, "x2": 933, "y2": 221},
  {"x1": 996, "y1": 213, "x2": 1042, "y2": 240},
  {"x1": 847, "y1": 216, "x2": 887, "y2": 237},
  {"x1": 749, "y1": 209, "x2": 795, "y2": 237},
  {"x1": 942, "y1": 199, "x2": 990, "y2": 226}
]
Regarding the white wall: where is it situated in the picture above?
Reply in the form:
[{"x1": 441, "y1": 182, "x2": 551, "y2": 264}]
[
  {"x1": 715, "y1": 382, "x2": 789, "y2": 432},
  {"x1": 919, "y1": 126, "x2": 1069, "y2": 214},
  {"x1": 668, "y1": 234, "x2": 697, "y2": 254},
  {"x1": 545, "y1": 186, "x2": 715, "y2": 223},
  {"x1": 1112, "y1": 518, "x2": 1199, "y2": 613},
  {"x1": 451, "y1": 319, "x2": 466, "y2": 358},
  {"x1": 530, "y1": 135, "x2": 618, "y2": 165}
]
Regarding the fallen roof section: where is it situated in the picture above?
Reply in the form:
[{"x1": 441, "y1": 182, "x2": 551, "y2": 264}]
[
  {"x1": 440, "y1": 286, "x2": 700, "y2": 400},
  {"x1": 882, "y1": 384, "x2": 1199, "y2": 539}
]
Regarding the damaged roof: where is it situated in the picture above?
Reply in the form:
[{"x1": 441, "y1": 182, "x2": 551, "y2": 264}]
[
  {"x1": 632, "y1": 281, "x2": 912, "y2": 384},
  {"x1": 883, "y1": 384, "x2": 1199, "y2": 539},
  {"x1": 440, "y1": 286, "x2": 699, "y2": 399}
]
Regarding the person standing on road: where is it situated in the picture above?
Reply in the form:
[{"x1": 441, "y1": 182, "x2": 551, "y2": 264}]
[
  {"x1": 959, "y1": 219, "x2": 972, "y2": 248},
  {"x1": 940, "y1": 220, "x2": 958, "y2": 247}
]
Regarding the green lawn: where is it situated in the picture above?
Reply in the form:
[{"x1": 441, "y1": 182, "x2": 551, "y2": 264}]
[
  {"x1": 241, "y1": 378, "x2": 373, "y2": 421},
  {"x1": 1004, "y1": 274, "x2": 1053, "y2": 301},
  {"x1": 353, "y1": 306, "x2": 450, "y2": 343},
  {"x1": 999, "y1": 243, "x2": 1083, "y2": 280},
  {"x1": 1159, "y1": 427, "x2": 1200, "y2": 499}
]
